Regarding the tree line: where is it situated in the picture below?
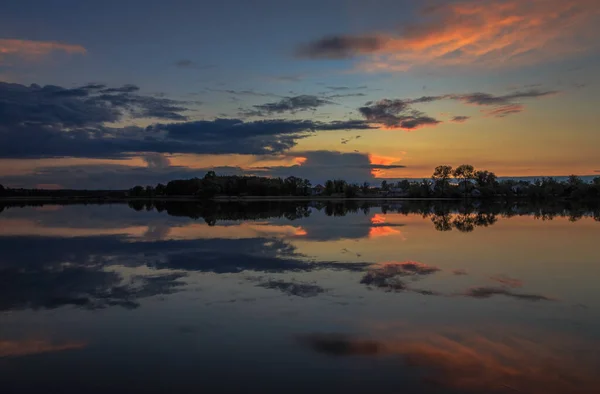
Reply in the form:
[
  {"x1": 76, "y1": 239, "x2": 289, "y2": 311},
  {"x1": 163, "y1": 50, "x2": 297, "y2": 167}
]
[
  {"x1": 128, "y1": 199, "x2": 600, "y2": 228},
  {"x1": 320, "y1": 164, "x2": 600, "y2": 201},
  {"x1": 127, "y1": 171, "x2": 313, "y2": 198},
  {"x1": 1, "y1": 164, "x2": 599, "y2": 201}
]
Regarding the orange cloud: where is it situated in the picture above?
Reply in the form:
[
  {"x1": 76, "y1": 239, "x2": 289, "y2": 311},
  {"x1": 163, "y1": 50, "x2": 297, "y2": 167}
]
[
  {"x1": 368, "y1": 154, "x2": 403, "y2": 166},
  {"x1": 294, "y1": 156, "x2": 307, "y2": 165},
  {"x1": 0, "y1": 38, "x2": 86, "y2": 62},
  {"x1": 0, "y1": 339, "x2": 86, "y2": 358},
  {"x1": 304, "y1": 0, "x2": 600, "y2": 71}
]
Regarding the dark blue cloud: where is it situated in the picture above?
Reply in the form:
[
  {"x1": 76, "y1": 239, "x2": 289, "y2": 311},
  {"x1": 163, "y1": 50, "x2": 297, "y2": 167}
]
[
  {"x1": 251, "y1": 95, "x2": 332, "y2": 115},
  {"x1": 99, "y1": 84, "x2": 140, "y2": 94},
  {"x1": 0, "y1": 81, "x2": 187, "y2": 128},
  {"x1": 0, "y1": 82, "x2": 372, "y2": 159},
  {"x1": 296, "y1": 35, "x2": 385, "y2": 59},
  {"x1": 358, "y1": 99, "x2": 441, "y2": 129}
]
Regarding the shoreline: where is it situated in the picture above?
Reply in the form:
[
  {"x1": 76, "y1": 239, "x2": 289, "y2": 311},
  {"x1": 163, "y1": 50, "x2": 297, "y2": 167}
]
[{"x1": 0, "y1": 196, "x2": 464, "y2": 203}]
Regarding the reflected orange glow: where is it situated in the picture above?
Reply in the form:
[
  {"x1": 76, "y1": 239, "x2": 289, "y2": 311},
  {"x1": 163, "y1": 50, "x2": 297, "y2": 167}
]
[
  {"x1": 303, "y1": 326, "x2": 600, "y2": 393},
  {"x1": 370, "y1": 214, "x2": 387, "y2": 225},
  {"x1": 368, "y1": 226, "x2": 402, "y2": 238},
  {"x1": 295, "y1": 228, "x2": 308, "y2": 236},
  {"x1": 0, "y1": 339, "x2": 86, "y2": 358},
  {"x1": 0, "y1": 218, "x2": 307, "y2": 240}
]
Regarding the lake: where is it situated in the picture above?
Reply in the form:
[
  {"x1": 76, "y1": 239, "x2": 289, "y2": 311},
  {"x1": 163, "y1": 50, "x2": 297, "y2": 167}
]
[{"x1": 1, "y1": 200, "x2": 599, "y2": 393}]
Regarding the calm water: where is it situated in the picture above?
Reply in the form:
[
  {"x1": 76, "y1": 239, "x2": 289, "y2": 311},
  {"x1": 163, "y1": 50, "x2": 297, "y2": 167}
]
[{"x1": 1, "y1": 201, "x2": 599, "y2": 394}]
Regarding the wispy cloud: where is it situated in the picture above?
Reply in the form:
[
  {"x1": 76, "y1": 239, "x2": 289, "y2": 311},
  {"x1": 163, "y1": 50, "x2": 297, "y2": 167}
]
[
  {"x1": 463, "y1": 286, "x2": 554, "y2": 301},
  {"x1": 297, "y1": 0, "x2": 600, "y2": 71},
  {"x1": 483, "y1": 104, "x2": 524, "y2": 117},
  {"x1": 0, "y1": 38, "x2": 85, "y2": 64},
  {"x1": 174, "y1": 59, "x2": 215, "y2": 69},
  {"x1": 251, "y1": 95, "x2": 333, "y2": 115},
  {"x1": 450, "y1": 115, "x2": 470, "y2": 123},
  {"x1": 358, "y1": 99, "x2": 441, "y2": 130}
]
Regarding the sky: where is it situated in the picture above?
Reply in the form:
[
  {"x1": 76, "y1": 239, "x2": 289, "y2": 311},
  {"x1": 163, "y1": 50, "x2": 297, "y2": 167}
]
[{"x1": 1, "y1": 0, "x2": 599, "y2": 189}]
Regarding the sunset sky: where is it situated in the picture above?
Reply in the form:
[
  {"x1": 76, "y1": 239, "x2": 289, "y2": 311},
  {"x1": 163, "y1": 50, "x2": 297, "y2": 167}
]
[{"x1": 1, "y1": 0, "x2": 599, "y2": 189}]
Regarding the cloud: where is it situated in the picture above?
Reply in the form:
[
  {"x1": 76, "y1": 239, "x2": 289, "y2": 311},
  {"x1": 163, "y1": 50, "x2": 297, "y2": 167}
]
[
  {"x1": 296, "y1": 35, "x2": 386, "y2": 59},
  {"x1": 0, "y1": 38, "x2": 86, "y2": 64},
  {"x1": 463, "y1": 286, "x2": 554, "y2": 301},
  {"x1": 260, "y1": 150, "x2": 404, "y2": 184},
  {"x1": 361, "y1": 88, "x2": 556, "y2": 124},
  {"x1": 271, "y1": 75, "x2": 304, "y2": 82},
  {"x1": 0, "y1": 164, "x2": 235, "y2": 189},
  {"x1": 0, "y1": 150, "x2": 397, "y2": 190},
  {"x1": 358, "y1": 99, "x2": 441, "y2": 130},
  {"x1": 174, "y1": 59, "x2": 196, "y2": 68},
  {"x1": 451, "y1": 89, "x2": 557, "y2": 106},
  {"x1": 483, "y1": 104, "x2": 524, "y2": 117},
  {"x1": 206, "y1": 88, "x2": 280, "y2": 98},
  {"x1": 252, "y1": 95, "x2": 332, "y2": 115},
  {"x1": 98, "y1": 84, "x2": 140, "y2": 94},
  {"x1": 450, "y1": 115, "x2": 470, "y2": 123},
  {"x1": 0, "y1": 82, "x2": 374, "y2": 160},
  {"x1": 174, "y1": 60, "x2": 215, "y2": 69},
  {"x1": 0, "y1": 81, "x2": 187, "y2": 128},
  {"x1": 490, "y1": 275, "x2": 523, "y2": 288},
  {"x1": 326, "y1": 92, "x2": 367, "y2": 99},
  {"x1": 297, "y1": 0, "x2": 600, "y2": 71},
  {"x1": 326, "y1": 86, "x2": 368, "y2": 91},
  {"x1": 142, "y1": 153, "x2": 171, "y2": 169},
  {"x1": 254, "y1": 278, "x2": 326, "y2": 297}
]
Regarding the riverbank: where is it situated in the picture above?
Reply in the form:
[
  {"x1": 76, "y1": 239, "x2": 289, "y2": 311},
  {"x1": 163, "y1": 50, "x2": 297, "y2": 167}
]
[{"x1": 0, "y1": 195, "x2": 463, "y2": 203}]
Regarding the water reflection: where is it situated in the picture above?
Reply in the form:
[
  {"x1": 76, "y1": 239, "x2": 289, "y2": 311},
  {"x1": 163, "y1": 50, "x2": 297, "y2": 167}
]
[
  {"x1": 300, "y1": 326, "x2": 600, "y2": 394},
  {"x1": 0, "y1": 201, "x2": 599, "y2": 393}
]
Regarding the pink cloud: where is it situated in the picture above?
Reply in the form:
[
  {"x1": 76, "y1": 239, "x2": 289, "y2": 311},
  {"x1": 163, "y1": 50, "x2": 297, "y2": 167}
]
[{"x1": 0, "y1": 38, "x2": 86, "y2": 64}]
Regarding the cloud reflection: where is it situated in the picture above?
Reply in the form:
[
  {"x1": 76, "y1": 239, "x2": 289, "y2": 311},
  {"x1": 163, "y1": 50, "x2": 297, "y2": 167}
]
[
  {"x1": 0, "y1": 339, "x2": 86, "y2": 358},
  {"x1": 299, "y1": 327, "x2": 600, "y2": 393}
]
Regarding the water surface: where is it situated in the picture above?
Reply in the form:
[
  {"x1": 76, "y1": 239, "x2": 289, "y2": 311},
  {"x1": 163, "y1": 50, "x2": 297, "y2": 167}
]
[{"x1": 1, "y1": 201, "x2": 599, "y2": 393}]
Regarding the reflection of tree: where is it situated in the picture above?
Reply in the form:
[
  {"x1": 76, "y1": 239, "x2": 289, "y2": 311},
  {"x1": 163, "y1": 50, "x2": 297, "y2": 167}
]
[
  {"x1": 3, "y1": 199, "x2": 599, "y2": 229},
  {"x1": 431, "y1": 214, "x2": 452, "y2": 231},
  {"x1": 452, "y1": 214, "x2": 475, "y2": 233}
]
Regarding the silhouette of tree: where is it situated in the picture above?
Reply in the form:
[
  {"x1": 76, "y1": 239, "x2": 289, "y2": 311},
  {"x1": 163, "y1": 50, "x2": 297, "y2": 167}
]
[
  {"x1": 155, "y1": 183, "x2": 166, "y2": 195},
  {"x1": 432, "y1": 165, "x2": 453, "y2": 196},
  {"x1": 453, "y1": 164, "x2": 475, "y2": 198},
  {"x1": 361, "y1": 182, "x2": 370, "y2": 194}
]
